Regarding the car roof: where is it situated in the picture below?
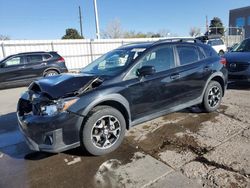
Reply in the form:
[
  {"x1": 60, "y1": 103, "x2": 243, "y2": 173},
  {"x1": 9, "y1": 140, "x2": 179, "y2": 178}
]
[
  {"x1": 118, "y1": 42, "x2": 154, "y2": 50},
  {"x1": 118, "y1": 38, "x2": 202, "y2": 50},
  {"x1": 15, "y1": 51, "x2": 55, "y2": 55}
]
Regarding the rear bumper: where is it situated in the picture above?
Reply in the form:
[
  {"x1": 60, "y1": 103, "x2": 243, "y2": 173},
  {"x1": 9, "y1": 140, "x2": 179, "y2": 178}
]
[{"x1": 17, "y1": 110, "x2": 83, "y2": 153}]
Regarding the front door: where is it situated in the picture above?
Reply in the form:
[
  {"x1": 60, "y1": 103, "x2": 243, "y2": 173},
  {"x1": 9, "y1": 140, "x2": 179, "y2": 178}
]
[
  {"x1": 122, "y1": 45, "x2": 178, "y2": 121},
  {"x1": 0, "y1": 56, "x2": 26, "y2": 86}
]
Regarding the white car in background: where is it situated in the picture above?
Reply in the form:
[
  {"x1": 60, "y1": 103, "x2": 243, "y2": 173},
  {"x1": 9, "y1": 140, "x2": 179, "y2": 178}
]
[
  {"x1": 206, "y1": 38, "x2": 227, "y2": 55},
  {"x1": 196, "y1": 36, "x2": 227, "y2": 56}
]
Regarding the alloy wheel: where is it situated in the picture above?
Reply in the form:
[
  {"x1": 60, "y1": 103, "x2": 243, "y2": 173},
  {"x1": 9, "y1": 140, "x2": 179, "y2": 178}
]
[
  {"x1": 208, "y1": 86, "x2": 221, "y2": 108},
  {"x1": 91, "y1": 115, "x2": 121, "y2": 149}
]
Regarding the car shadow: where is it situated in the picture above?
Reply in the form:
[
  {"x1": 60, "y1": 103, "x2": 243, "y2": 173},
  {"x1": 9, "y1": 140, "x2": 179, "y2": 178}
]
[
  {"x1": 0, "y1": 112, "x2": 55, "y2": 160},
  {"x1": 227, "y1": 81, "x2": 250, "y2": 90}
]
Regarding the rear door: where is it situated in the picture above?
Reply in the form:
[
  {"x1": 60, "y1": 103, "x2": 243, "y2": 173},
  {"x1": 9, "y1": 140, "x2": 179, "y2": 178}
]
[
  {"x1": 173, "y1": 44, "x2": 208, "y2": 103},
  {"x1": 23, "y1": 54, "x2": 47, "y2": 80}
]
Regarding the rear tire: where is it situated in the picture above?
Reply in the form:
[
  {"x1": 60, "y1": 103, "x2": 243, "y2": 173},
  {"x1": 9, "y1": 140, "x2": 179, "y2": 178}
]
[
  {"x1": 202, "y1": 81, "x2": 223, "y2": 112},
  {"x1": 44, "y1": 70, "x2": 59, "y2": 77},
  {"x1": 80, "y1": 106, "x2": 126, "y2": 156}
]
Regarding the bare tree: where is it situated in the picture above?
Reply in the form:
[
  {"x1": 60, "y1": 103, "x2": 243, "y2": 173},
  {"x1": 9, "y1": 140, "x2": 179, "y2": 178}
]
[
  {"x1": 189, "y1": 27, "x2": 201, "y2": 37},
  {"x1": 0, "y1": 35, "x2": 10, "y2": 40},
  {"x1": 102, "y1": 19, "x2": 123, "y2": 39}
]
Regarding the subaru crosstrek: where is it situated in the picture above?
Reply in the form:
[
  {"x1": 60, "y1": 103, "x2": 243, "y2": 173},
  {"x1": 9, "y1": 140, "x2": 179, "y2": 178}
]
[{"x1": 17, "y1": 39, "x2": 228, "y2": 155}]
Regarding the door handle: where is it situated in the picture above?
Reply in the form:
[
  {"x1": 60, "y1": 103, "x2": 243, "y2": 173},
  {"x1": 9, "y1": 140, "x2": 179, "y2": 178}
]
[
  {"x1": 203, "y1": 66, "x2": 210, "y2": 72},
  {"x1": 170, "y1": 74, "x2": 180, "y2": 80},
  {"x1": 41, "y1": 62, "x2": 47, "y2": 66}
]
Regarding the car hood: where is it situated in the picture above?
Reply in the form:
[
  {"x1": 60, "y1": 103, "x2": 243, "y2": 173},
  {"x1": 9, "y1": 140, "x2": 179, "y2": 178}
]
[
  {"x1": 30, "y1": 73, "x2": 102, "y2": 99},
  {"x1": 224, "y1": 52, "x2": 250, "y2": 63}
]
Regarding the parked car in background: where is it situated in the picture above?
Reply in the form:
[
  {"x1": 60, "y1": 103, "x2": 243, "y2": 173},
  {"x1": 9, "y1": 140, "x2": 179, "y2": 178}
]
[
  {"x1": 224, "y1": 38, "x2": 250, "y2": 81},
  {"x1": 0, "y1": 51, "x2": 68, "y2": 89},
  {"x1": 17, "y1": 39, "x2": 227, "y2": 156},
  {"x1": 196, "y1": 35, "x2": 227, "y2": 55}
]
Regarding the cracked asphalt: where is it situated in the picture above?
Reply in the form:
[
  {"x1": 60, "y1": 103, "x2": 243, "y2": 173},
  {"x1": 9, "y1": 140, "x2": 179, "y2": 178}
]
[{"x1": 0, "y1": 82, "x2": 249, "y2": 188}]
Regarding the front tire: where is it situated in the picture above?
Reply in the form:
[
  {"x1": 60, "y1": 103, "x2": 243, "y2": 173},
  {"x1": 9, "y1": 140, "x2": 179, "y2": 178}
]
[
  {"x1": 80, "y1": 106, "x2": 126, "y2": 156},
  {"x1": 202, "y1": 81, "x2": 223, "y2": 112},
  {"x1": 219, "y1": 50, "x2": 224, "y2": 56}
]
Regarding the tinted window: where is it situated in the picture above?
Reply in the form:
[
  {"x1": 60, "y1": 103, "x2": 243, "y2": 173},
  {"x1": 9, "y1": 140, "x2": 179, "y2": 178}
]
[
  {"x1": 177, "y1": 46, "x2": 199, "y2": 65},
  {"x1": 139, "y1": 46, "x2": 175, "y2": 72},
  {"x1": 43, "y1": 54, "x2": 52, "y2": 60},
  {"x1": 126, "y1": 46, "x2": 175, "y2": 79},
  {"x1": 4, "y1": 57, "x2": 22, "y2": 67},
  {"x1": 26, "y1": 55, "x2": 43, "y2": 63}
]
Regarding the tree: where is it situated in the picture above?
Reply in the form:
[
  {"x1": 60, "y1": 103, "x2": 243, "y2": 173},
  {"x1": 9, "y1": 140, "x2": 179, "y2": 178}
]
[
  {"x1": 0, "y1": 35, "x2": 10, "y2": 40},
  {"x1": 102, "y1": 19, "x2": 123, "y2": 39},
  {"x1": 189, "y1": 27, "x2": 201, "y2": 37},
  {"x1": 208, "y1": 17, "x2": 225, "y2": 35},
  {"x1": 62, "y1": 28, "x2": 83, "y2": 39}
]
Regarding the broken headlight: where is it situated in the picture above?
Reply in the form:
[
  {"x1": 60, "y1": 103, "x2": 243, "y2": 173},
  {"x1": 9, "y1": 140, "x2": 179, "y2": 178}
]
[{"x1": 41, "y1": 97, "x2": 79, "y2": 116}]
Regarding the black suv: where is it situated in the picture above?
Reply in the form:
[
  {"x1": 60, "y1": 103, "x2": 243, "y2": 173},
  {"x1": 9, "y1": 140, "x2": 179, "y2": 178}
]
[
  {"x1": 17, "y1": 39, "x2": 228, "y2": 155},
  {"x1": 0, "y1": 51, "x2": 68, "y2": 89}
]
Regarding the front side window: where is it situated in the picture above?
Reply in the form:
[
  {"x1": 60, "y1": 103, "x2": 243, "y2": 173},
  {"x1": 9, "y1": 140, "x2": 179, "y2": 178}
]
[
  {"x1": 177, "y1": 46, "x2": 199, "y2": 65},
  {"x1": 81, "y1": 48, "x2": 146, "y2": 76},
  {"x1": 4, "y1": 57, "x2": 21, "y2": 67},
  {"x1": 127, "y1": 46, "x2": 175, "y2": 79},
  {"x1": 26, "y1": 55, "x2": 43, "y2": 63}
]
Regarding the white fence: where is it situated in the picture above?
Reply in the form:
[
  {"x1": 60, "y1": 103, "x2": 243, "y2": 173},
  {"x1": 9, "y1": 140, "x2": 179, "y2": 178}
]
[{"x1": 0, "y1": 38, "x2": 161, "y2": 70}]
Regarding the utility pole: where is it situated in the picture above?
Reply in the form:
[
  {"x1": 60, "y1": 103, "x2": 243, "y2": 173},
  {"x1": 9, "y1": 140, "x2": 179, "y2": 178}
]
[
  {"x1": 93, "y1": 0, "x2": 100, "y2": 39},
  {"x1": 79, "y1": 6, "x2": 83, "y2": 38},
  {"x1": 206, "y1": 15, "x2": 209, "y2": 34}
]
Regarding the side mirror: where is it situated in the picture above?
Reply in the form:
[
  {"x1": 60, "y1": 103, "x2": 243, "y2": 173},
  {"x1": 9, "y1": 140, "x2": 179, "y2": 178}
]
[
  {"x1": 0, "y1": 63, "x2": 5, "y2": 68},
  {"x1": 136, "y1": 66, "x2": 156, "y2": 77}
]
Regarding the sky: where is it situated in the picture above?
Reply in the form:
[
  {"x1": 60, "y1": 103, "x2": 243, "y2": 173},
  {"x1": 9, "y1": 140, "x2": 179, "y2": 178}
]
[{"x1": 0, "y1": 0, "x2": 249, "y2": 40}]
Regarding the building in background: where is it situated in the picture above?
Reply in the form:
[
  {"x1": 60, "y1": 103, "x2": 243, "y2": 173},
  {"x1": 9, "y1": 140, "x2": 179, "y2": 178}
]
[{"x1": 229, "y1": 6, "x2": 250, "y2": 38}]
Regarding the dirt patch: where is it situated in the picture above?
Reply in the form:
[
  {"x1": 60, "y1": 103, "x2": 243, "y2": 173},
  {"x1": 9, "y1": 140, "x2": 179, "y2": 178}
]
[{"x1": 134, "y1": 111, "x2": 218, "y2": 155}]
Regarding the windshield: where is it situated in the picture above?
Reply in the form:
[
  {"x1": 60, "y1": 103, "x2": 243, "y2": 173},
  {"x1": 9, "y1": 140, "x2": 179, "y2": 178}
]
[
  {"x1": 81, "y1": 48, "x2": 146, "y2": 76},
  {"x1": 232, "y1": 39, "x2": 250, "y2": 52}
]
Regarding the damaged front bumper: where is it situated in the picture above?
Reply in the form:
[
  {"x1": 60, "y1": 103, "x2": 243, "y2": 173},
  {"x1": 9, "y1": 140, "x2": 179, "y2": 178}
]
[{"x1": 17, "y1": 92, "x2": 84, "y2": 153}]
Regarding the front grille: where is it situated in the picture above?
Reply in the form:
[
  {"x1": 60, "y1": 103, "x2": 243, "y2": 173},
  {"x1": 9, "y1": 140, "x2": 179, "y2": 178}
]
[{"x1": 227, "y1": 62, "x2": 249, "y2": 72}]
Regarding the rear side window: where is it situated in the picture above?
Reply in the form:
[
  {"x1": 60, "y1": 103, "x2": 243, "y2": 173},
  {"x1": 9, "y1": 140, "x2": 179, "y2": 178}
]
[
  {"x1": 26, "y1": 55, "x2": 43, "y2": 63},
  {"x1": 177, "y1": 46, "x2": 199, "y2": 65}
]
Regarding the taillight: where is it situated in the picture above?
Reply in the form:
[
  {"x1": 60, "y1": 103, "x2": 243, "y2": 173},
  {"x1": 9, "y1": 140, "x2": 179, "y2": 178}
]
[
  {"x1": 56, "y1": 57, "x2": 65, "y2": 63},
  {"x1": 220, "y1": 58, "x2": 227, "y2": 66}
]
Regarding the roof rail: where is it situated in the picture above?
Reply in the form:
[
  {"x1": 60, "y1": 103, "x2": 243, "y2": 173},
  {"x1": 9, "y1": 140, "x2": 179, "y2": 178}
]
[{"x1": 153, "y1": 38, "x2": 202, "y2": 45}]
